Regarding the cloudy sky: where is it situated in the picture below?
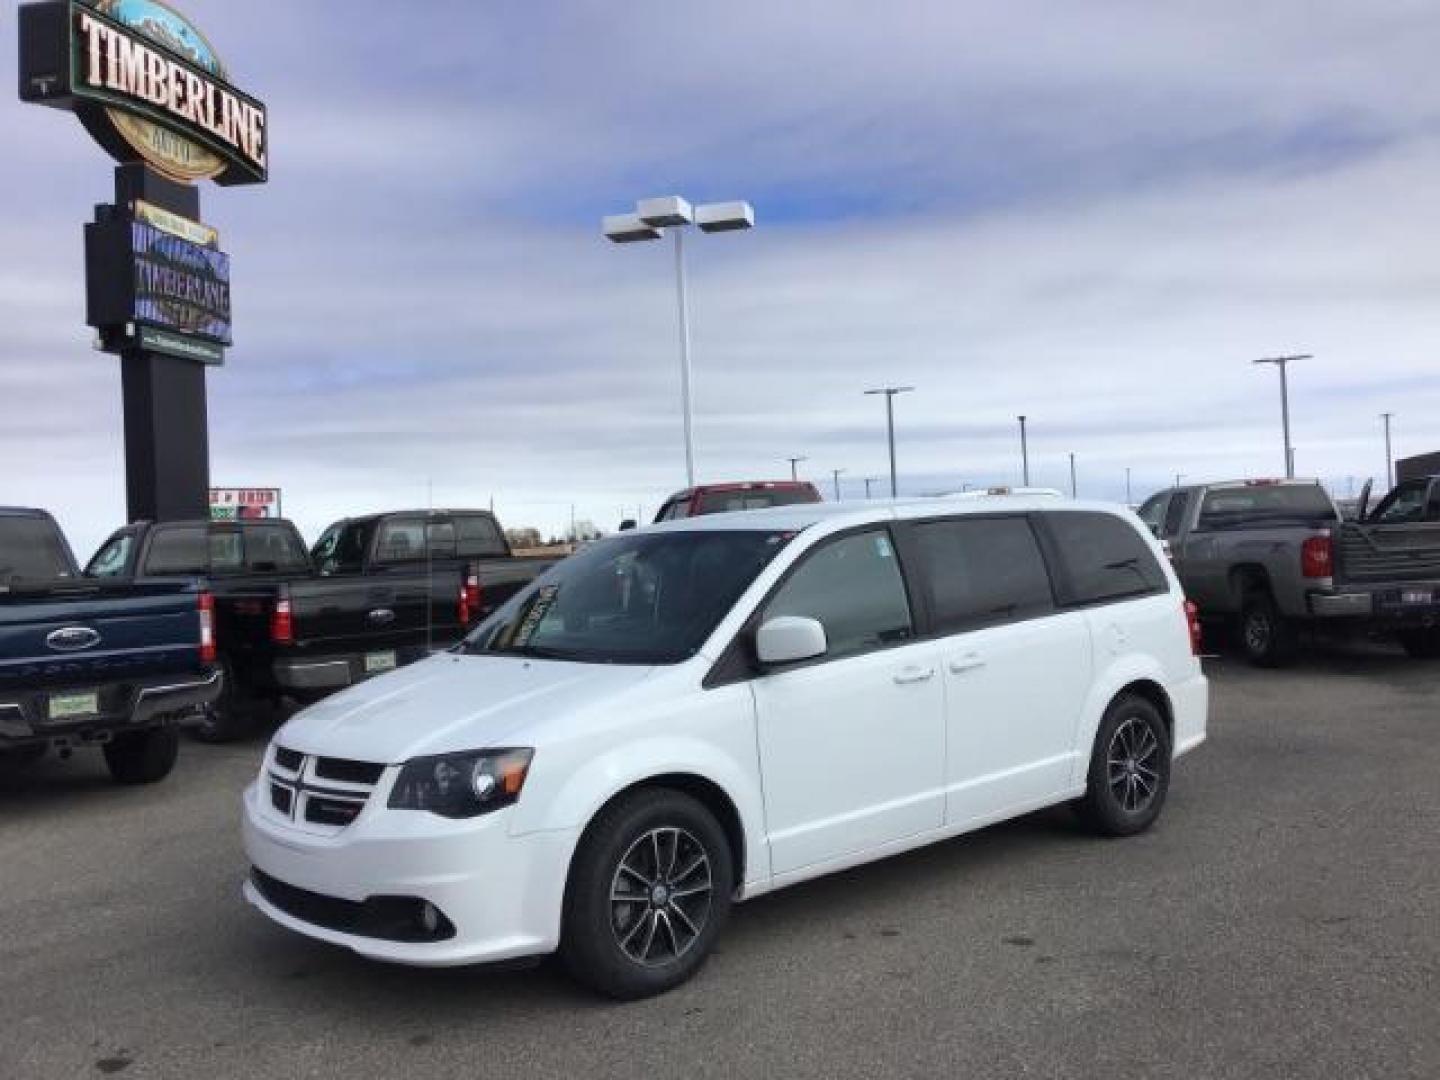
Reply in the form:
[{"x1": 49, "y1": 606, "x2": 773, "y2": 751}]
[{"x1": 4, "y1": 0, "x2": 1439, "y2": 556}]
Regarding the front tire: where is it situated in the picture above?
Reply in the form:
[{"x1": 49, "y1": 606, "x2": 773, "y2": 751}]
[
  {"x1": 1240, "y1": 592, "x2": 1299, "y2": 667},
  {"x1": 1075, "y1": 694, "x2": 1171, "y2": 837},
  {"x1": 561, "y1": 789, "x2": 733, "y2": 1000},
  {"x1": 103, "y1": 727, "x2": 179, "y2": 785},
  {"x1": 1398, "y1": 628, "x2": 1440, "y2": 659}
]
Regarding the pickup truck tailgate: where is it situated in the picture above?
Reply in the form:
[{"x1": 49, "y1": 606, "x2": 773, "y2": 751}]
[
  {"x1": 1336, "y1": 522, "x2": 1440, "y2": 583},
  {"x1": 0, "y1": 582, "x2": 204, "y2": 691},
  {"x1": 284, "y1": 571, "x2": 464, "y2": 653}
]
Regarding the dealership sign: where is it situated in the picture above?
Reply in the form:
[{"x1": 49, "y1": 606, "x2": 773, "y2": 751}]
[
  {"x1": 210, "y1": 488, "x2": 281, "y2": 520},
  {"x1": 19, "y1": 0, "x2": 268, "y2": 185}
]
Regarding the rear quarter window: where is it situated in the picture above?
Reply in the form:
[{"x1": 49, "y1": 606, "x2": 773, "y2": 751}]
[
  {"x1": 1041, "y1": 511, "x2": 1169, "y2": 606},
  {"x1": 910, "y1": 516, "x2": 1054, "y2": 633}
]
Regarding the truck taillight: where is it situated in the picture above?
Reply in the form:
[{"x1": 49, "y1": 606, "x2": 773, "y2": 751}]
[
  {"x1": 1184, "y1": 600, "x2": 1203, "y2": 656},
  {"x1": 464, "y1": 570, "x2": 482, "y2": 621},
  {"x1": 270, "y1": 596, "x2": 294, "y2": 645},
  {"x1": 198, "y1": 591, "x2": 216, "y2": 664},
  {"x1": 1301, "y1": 534, "x2": 1334, "y2": 579},
  {"x1": 457, "y1": 582, "x2": 470, "y2": 627}
]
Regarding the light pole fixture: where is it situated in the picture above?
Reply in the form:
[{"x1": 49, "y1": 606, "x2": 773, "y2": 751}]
[
  {"x1": 865, "y1": 386, "x2": 915, "y2": 497},
  {"x1": 786, "y1": 456, "x2": 807, "y2": 481},
  {"x1": 1069, "y1": 452, "x2": 1077, "y2": 498},
  {"x1": 1381, "y1": 412, "x2": 1395, "y2": 488},
  {"x1": 1017, "y1": 415, "x2": 1030, "y2": 486},
  {"x1": 1175, "y1": 473, "x2": 1185, "y2": 489},
  {"x1": 603, "y1": 195, "x2": 755, "y2": 487},
  {"x1": 1125, "y1": 467, "x2": 1133, "y2": 506},
  {"x1": 1254, "y1": 354, "x2": 1310, "y2": 478},
  {"x1": 863, "y1": 477, "x2": 879, "y2": 499},
  {"x1": 830, "y1": 468, "x2": 846, "y2": 500}
]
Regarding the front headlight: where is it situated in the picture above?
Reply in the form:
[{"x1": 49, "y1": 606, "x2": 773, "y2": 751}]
[{"x1": 388, "y1": 748, "x2": 534, "y2": 819}]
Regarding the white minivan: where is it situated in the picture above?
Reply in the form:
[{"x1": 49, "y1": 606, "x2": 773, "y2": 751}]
[{"x1": 243, "y1": 497, "x2": 1207, "y2": 998}]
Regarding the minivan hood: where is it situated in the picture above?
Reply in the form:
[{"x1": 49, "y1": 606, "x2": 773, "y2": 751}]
[{"x1": 274, "y1": 652, "x2": 656, "y2": 764}]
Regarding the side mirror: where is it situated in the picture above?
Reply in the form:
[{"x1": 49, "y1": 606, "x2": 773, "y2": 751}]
[
  {"x1": 756, "y1": 616, "x2": 828, "y2": 666},
  {"x1": 618, "y1": 519, "x2": 637, "y2": 532}
]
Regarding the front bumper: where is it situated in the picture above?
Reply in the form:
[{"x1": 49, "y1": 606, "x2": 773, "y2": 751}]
[
  {"x1": 0, "y1": 668, "x2": 222, "y2": 747},
  {"x1": 272, "y1": 644, "x2": 452, "y2": 693},
  {"x1": 241, "y1": 780, "x2": 577, "y2": 966}
]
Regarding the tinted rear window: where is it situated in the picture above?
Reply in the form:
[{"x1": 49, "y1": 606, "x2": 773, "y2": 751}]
[
  {"x1": 694, "y1": 487, "x2": 819, "y2": 515},
  {"x1": 243, "y1": 527, "x2": 308, "y2": 572},
  {"x1": 912, "y1": 517, "x2": 1054, "y2": 633},
  {"x1": 0, "y1": 516, "x2": 75, "y2": 581},
  {"x1": 374, "y1": 519, "x2": 457, "y2": 562},
  {"x1": 1197, "y1": 485, "x2": 1337, "y2": 529},
  {"x1": 456, "y1": 515, "x2": 506, "y2": 557},
  {"x1": 145, "y1": 527, "x2": 210, "y2": 575},
  {"x1": 1042, "y1": 511, "x2": 1168, "y2": 605}
]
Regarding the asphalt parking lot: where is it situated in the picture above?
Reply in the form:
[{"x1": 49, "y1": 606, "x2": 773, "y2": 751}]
[{"x1": 2, "y1": 646, "x2": 1436, "y2": 1080}]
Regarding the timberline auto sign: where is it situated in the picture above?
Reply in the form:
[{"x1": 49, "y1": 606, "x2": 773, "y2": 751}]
[{"x1": 19, "y1": 0, "x2": 268, "y2": 186}]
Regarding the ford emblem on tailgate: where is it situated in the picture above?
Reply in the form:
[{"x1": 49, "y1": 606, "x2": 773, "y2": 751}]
[
  {"x1": 367, "y1": 608, "x2": 396, "y2": 625},
  {"x1": 46, "y1": 626, "x2": 102, "y2": 652}
]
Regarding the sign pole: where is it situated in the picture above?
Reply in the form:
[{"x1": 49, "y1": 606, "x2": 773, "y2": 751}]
[{"x1": 111, "y1": 165, "x2": 212, "y2": 522}]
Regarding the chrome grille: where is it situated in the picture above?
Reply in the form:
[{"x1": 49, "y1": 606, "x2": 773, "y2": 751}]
[{"x1": 267, "y1": 745, "x2": 385, "y2": 833}]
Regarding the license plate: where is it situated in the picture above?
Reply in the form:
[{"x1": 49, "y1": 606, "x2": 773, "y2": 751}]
[
  {"x1": 364, "y1": 650, "x2": 397, "y2": 674},
  {"x1": 1402, "y1": 589, "x2": 1433, "y2": 605},
  {"x1": 48, "y1": 690, "x2": 99, "y2": 720}
]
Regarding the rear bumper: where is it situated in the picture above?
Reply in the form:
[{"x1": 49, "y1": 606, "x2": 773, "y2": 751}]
[
  {"x1": 0, "y1": 668, "x2": 223, "y2": 747},
  {"x1": 272, "y1": 644, "x2": 454, "y2": 693},
  {"x1": 1308, "y1": 584, "x2": 1440, "y2": 627}
]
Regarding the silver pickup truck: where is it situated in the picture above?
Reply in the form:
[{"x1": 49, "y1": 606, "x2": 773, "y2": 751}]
[{"x1": 1138, "y1": 478, "x2": 1440, "y2": 665}]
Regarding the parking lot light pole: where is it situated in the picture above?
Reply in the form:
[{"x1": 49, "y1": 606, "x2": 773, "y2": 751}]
[
  {"x1": 1069, "y1": 452, "x2": 1077, "y2": 498},
  {"x1": 863, "y1": 477, "x2": 879, "y2": 499},
  {"x1": 1381, "y1": 412, "x2": 1395, "y2": 487},
  {"x1": 1126, "y1": 467, "x2": 1133, "y2": 505},
  {"x1": 786, "y1": 456, "x2": 807, "y2": 481},
  {"x1": 1017, "y1": 415, "x2": 1030, "y2": 486},
  {"x1": 865, "y1": 387, "x2": 914, "y2": 497},
  {"x1": 1254, "y1": 354, "x2": 1309, "y2": 479},
  {"x1": 603, "y1": 197, "x2": 755, "y2": 488},
  {"x1": 830, "y1": 468, "x2": 846, "y2": 500}
]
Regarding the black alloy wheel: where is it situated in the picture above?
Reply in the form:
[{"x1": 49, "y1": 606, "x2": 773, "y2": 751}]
[
  {"x1": 561, "y1": 789, "x2": 733, "y2": 999},
  {"x1": 1075, "y1": 694, "x2": 1171, "y2": 837}
]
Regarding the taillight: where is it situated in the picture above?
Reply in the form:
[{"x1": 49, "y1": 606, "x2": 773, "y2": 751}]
[
  {"x1": 464, "y1": 570, "x2": 482, "y2": 621},
  {"x1": 457, "y1": 582, "x2": 471, "y2": 627},
  {"x1": 1301, "y1": 534, "x2": 1334, "y2": 579},
  {"x1": 198, "y1": 591, "x2": 216, "y2": 664},
  {"x1": 270, "y1": 595, "x2": 294, "y2": 645},
  {"x1": 1184, "y1": 600, "x2": 1203, "y2": 656}
]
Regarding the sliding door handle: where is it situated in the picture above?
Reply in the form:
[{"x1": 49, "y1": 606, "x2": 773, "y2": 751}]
[
  {"x1": 893, "y1": 665, "x2": 936, "y2": 685},
  {"x1": 948, "y1": 654, "x2": 986, "y2": 674}
]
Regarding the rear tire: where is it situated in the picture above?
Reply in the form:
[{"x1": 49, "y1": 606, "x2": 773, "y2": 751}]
[
  {"x1": 1398, "y1": 628, "x2": 1440, "y2": 659},
  {"x1": 1240, "y1": 592, "x2": 1299, "y2": 667},
  {"x1": 103, "y1": 727, "x2": 179, "y2": 785},
  {"x1": 1074, "y1": 694, "x2": 1171, "y2": 837},
  {"x1": 561, "y1": 789, "x2": 733, "y2": 1000}
]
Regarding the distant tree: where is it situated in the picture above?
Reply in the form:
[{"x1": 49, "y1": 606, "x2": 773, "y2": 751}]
[{"x1": 505, "y1": 526, "x2": 543, "y2": 549}]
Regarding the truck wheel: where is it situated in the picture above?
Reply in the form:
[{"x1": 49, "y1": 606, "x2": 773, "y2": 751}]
[
  {"x1": 103, "y1": 727, "x2": 179, "y2": 785},
  {"x1": 1073, "y1": 694, "x2": 1172, "y2": 837},
  {"x1": 1240, "y1": 593, "x2": 1299, "y2": 667},
  {"x1": 1398, "y1": 629, "x2": 1440, "y2": 659},
  {"x1": 561, "y1": 789, "x2": 733, "y2": 1000}
]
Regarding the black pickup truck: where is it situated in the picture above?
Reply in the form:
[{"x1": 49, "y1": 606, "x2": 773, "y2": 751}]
[
  {"x1": 85, "y1": 510, "x2": 557, "y2": 739},
  {"x1": 1, "y1": 508, "x2": 221, "y2": 782}
]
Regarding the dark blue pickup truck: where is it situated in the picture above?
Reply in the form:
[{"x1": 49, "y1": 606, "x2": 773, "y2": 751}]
[{"x1": 0, "y1": 508, "x2": 221, "y2": 783}]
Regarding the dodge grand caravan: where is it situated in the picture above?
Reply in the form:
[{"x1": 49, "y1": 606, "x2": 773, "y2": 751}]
[{"x1": 242, "y1": 497, "x2": 1208, "y2": 998}]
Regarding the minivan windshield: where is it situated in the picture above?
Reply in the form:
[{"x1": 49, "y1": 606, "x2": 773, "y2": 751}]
[{"x1": 463, "y1": 530, "x2": 794, "y2": 664}]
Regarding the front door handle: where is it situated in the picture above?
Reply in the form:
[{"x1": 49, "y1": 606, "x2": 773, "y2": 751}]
[
  {"x1": 948, "y1": 653, "x2": 986, "y2": 674},
  {"x1": 893, "y1": 665, "x2": 936, "y2": 685}
]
